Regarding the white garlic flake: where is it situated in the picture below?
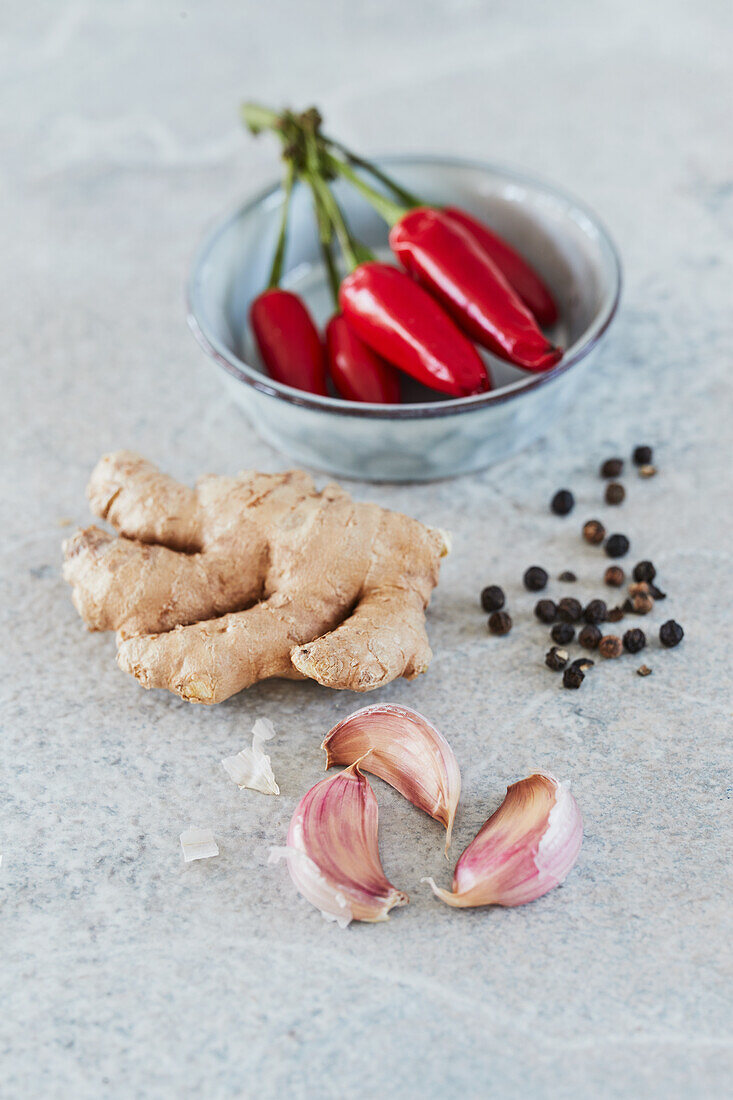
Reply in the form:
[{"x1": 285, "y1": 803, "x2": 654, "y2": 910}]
[
  {"x1": 180, "y1": 827, "x2": 219, "y2": 863},
  {"x1": 222, "y1": 716, "x2": 279, "y2": 795}
]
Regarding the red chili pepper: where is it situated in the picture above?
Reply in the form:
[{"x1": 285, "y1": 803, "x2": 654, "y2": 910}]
[
  {"x1": 339, "y1": 262, "x2": 490, "y2": 397},
  {"x1": 389, "y1": 208, "x2": 562, "y2": 372},
  {"x1": 443, "y1": 207, "x2": 558, "y2": 327},
  {"x1": 249, "y1": 288, "x2": 328, "y2": 396},
  {"x1": 326, "y1": 314, "x2": 401, "y2": 403}
]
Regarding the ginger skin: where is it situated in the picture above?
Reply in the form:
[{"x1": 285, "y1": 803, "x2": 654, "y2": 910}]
[{"x1": 63, "y1": 452, "x2": 449, "y2": 704}]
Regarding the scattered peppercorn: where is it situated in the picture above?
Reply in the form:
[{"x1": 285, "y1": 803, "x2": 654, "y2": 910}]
[
  {"x1": 583, "y1": 599, "x2": 608, "y2": 625},
  {"x1": 660, "y1": 620, "x2": 684, "y2": 647},
  {"x1": 605, "y1": 482, "x2": 625, "y2": 505},
  {"x1": 571, "y1": 657, "x2": 595, "y2": 671},
  {"x1": 557, "y1": 597, "x2": 582, "y2": 623},
  {"x1": 600, "y1": 457, "x2": 624, "y2": 478},
  {"x1": 558, "y1": 570, "x2": 577, "y2": 583},
  {"x1": 637, "y1": 664, "x2": 652, "y2": 677},
  {"x1": 605, "y1": 533, "x2": 630, "y2": 558},
  {"x1": 599, "y1": 634, "x2": 623, "y2": 658},
  {"x1": 639, "y1": 465, "x2": 657, "y2": 478},
  {"x1": 648, "y1": 582, "x2": 667, "y2": 600},
  {"x1": 583, "y1": 519, "x2": 606, "y2": 545},
  {"x1": 551, "y1": 622, "x2": 575, "y2": 645},
  {"x1": 551, "y1": 489, "x2": 575, "y2": 516},
  {"x1": 633, "y1": 560, "x2": 656, "y2": 582},
  {"x1": 488, "y1": 610, "x2": 513, "y2": 635},
  {"x1": 604, "y1": 565, "x2": 625, "y2": 587},
  {"x1": 623, "y1": 628, "x2": 646, "y2": 654},
  {"x1": 578, "y1": 624, "x2": 602, "y2": 649},
  {"x1": 480, "y1": 585, "x2": 505, "y2": 612},
  {"x1": 628, "y1": 581, "x2": 650, "y2": 598},
  {"x1": 633, "y1": 445, "x2": 653, "y2": 466},
  {"x1": 632, "y1": 593, "x2": 654, "y2": 615},
  {"x1": 534, "y1": 598, "x2": 557, "y2": 623},
  {"x1": 607, "y1": 607, "x2": 625, "y2": 623},
  {"x1": 563, "y1": 665, "x2": 585, "y2": 689},
  {"x1": 523, "y1": 565, "x2": 549, "y2": 592},
  {"x1": 545, "y1": 646, "x2": 569, "y2": 672}
]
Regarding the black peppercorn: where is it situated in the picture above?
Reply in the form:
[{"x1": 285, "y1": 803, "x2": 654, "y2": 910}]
[
  {"x1": 605, "y1": 533, "x2": 630, "y2": 558},
  {"x1": 563, "y1": 665, "x2": 585, "y2": 689},
  {"x1": 551, "y1": 622, "x2": 575, "y2": 645},
  {"x1": 623, "y1": 628, "x2": 646, "y2": 654},
  {"x1": 604, "y1": 565, "x2": 625, "y2": 587},
  {"x1": 480, "y1": 585, "x2": 505, "y2": 612},
  {"x1": 605, "y1": 482, "x2": 625, "y2": 505},
  {"x1": 557, "y1": 597, "x2": 582, "y2": 623},
  {"x1": 607, "y1": 607, "x2": 625, "y2": 623},
  {"x1": 578, "y1": 624, "x2": 602, "y2": 649},
  {"x1": 534, "y1": 598, "x2": 557, "y2": 623},
  {"x1": 571, "y1": 657, "x2": 595, "y2": 671},
  {"x1": 551, "y1": 489, "x2": 575, "y2": 516},
  {"x1": 648, "y1": 581, "x2": 667, "y2": 601},
  {"x1": 659, "y1": 620, "x2": 684, "y2": 647},
  {"x1": 545, "y1": 646, "x2": 569, "y2": 672},
  {"x1": 583, "y1": 599, "x2": 608, "y2": 624},
  {"x1": 558, "y1": 570, "x2": 577, "y2": 583},
  {"x1": 488, "y1": 610, "x2": 512, "y2": 635},
  {"x1": 599, "y1": 634, "x2": 623, "y2": 659},
  {"x1": 633, "y1": 445, "x2": 653, "y2": 466},
  {"x1": 600, "y1": 457, "x2": 624, "y2": 478},
  {"x1": 583, "y1": 519, "x2": 606, "y2": 545},
  {"x1": 523, "y1": 565, "x2": 549, "y2": 592},
  {"x1": 633, "y1": 560, "x2": 656, "y2": 582}
]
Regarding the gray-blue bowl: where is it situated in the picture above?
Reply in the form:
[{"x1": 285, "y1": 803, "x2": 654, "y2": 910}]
[{"x1": 187, "y1": 156, "x2": 621, "y2": 481}]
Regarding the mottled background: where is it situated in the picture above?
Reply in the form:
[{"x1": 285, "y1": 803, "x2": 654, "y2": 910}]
[{"x1": 2, "y1": 1, "x2": 732, "y2": 1097}]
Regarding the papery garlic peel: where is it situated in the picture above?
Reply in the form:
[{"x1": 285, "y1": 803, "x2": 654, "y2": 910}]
[
  {"x1": 221, "y1": 717, "x2": 279, "y2": 795},
  {"x1": 426, "y1": 772, "x2": 582, "y2": 908},
  {"x1": 322, "y1": 704, "x2": 461, "y2": 852},
  {"x1": 272, "y1": 762, "x2": 408, "y2": 927}
]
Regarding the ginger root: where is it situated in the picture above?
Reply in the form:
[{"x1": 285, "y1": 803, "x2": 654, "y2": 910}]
[{"x1": 63, "y1": 452, "x2": 449, "y2": 704}]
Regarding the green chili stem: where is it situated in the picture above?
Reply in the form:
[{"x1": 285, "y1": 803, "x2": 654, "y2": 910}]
[
  {"x1": 322, "y1": 136, "x2": 422, "y2": 208},
  {"x1": 326, "y1": 154, "x2": 407, "y2": 227},
  {"x1": 319, "y1": 232, "x2": 341, "y2": 308},
  {"x1": 266, "y1": 159, "x2": 295, "y2": 289},
  {"x1": 309, "y1": 172, "x2": 360, "y2": 271},
  {"x1": 240, "y1": 102, "x2": 282, "y2": 135},
  {"x1": 308, "y1": 183, "x2": 341, "y2": 306},
  {"x1": 303, "y1": 122, "x2": 374, "y2": 272}
]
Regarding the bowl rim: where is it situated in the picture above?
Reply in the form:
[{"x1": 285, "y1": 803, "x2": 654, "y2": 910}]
[{"x1": 187, "y1": 153, "x2": 622, "y2": 420}]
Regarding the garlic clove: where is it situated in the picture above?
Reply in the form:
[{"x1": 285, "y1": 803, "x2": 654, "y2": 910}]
[
  {"x1": 322, "y1": 704, "x2": 461, "y2": 852},
  {"x1": 425, "y1": 772, "x2": 582, "y2": 908},
  {"x1": 271, "y1": 762, "x2": 407, "y2": 927}
]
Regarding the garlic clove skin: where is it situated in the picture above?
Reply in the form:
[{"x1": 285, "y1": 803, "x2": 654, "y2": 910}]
[
  {"x1": 426, "y1": 772, "x2": 582, "y2": 908},
  {"x1": 322, "y1": 704, "x2": 461, "y2": 853},
  {"x1": 222, "y1": 716, "x2": 279, "y2": 795},
  {"x1": 272, "y1": 762, "x2": 408, "y2": 927}
]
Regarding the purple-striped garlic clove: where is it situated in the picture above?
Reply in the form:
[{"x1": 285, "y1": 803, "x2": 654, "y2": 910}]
[
  {"x1": 425, "y1": 772, "x2": 582, "y2": 908},
  {"x1": 269, "y1": 762, "x2": 407, "y2": 928},
  {"x1": 322, "y1": 704, "x2": 461, "y2": 853}
]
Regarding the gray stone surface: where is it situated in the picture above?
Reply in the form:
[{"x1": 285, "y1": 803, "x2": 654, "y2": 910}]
[{"x1": 2, "y1": 1, "x2": 732, "y2": 1096}]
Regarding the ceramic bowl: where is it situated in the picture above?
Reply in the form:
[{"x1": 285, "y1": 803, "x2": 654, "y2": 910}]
[{"x1": 187, "y1": 156, "x2": 621, "y2": 481}]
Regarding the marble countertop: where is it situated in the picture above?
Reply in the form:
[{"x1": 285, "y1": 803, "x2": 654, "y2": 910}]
[{"x1": 2, "y1": 1, "x2": 731, "y2": 1096}]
